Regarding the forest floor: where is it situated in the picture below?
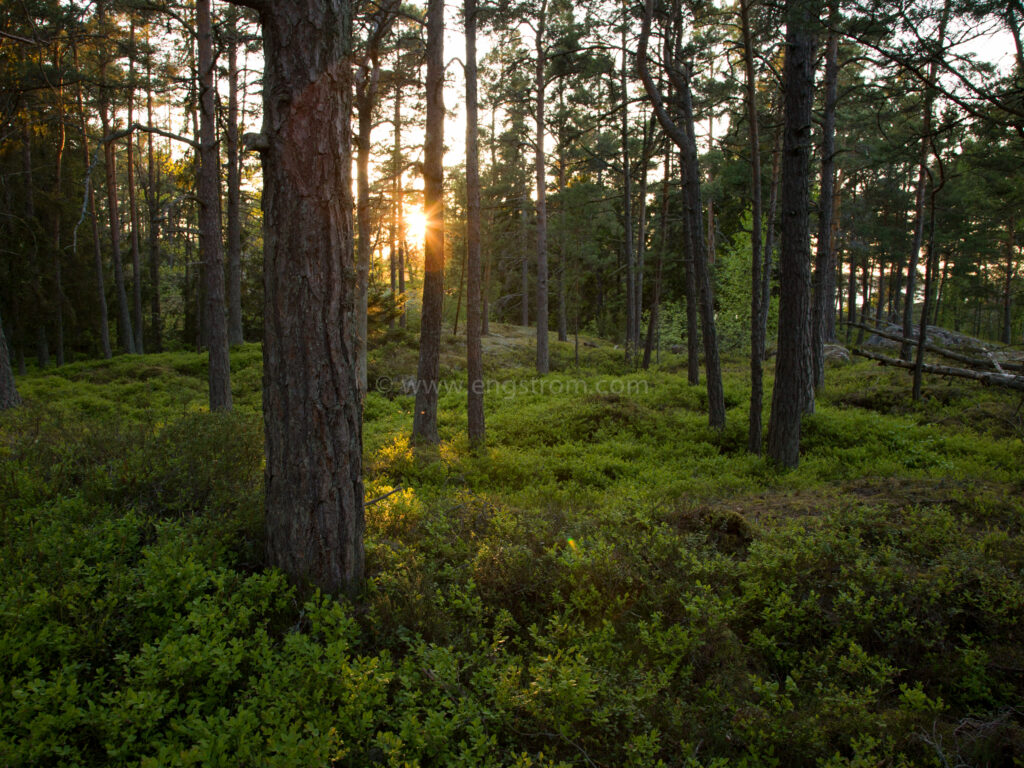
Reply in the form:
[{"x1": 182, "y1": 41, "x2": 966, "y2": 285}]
[{"x1": 2, "y1": 324, "x2": 1023, "y2": 767}]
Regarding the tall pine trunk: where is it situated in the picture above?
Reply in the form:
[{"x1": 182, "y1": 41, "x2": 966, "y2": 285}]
[
  {"x1": 52, "y1": 57, "x2": 67, "y2": 366},
  {"x1": 227, "y1": 14, "x2": 245, "y2": 347},
  {"x1": 679, "y1": 74, "x2": 725, "y2": 428},
  {"x1": 413, "y1": 0, "x2": 446, "y2": 444},
  {"x1": 355, "y1": 52, "x2": 380, "y2": 400},
  {"x1": 98, "y1": 5, "x2": 135, "y2": 356},
  {"x1": 621, "y1": 16, "x2": 635, "y2": 364},
  {"x1": 75, "y1": 43, "x2": 112, "y2": 359},
  {"x1": 767, "y1": 0, "x2": 818, "y2": 468},
  {"x1": 240, "y1": 0, "x2": 364, "y2": 595},
  {"x1": 465, "y1": 0, "x2": 485, "y2": 446},
  {"x1": 643, "y1": 151, "x2": 670, "y2": 370},
  {"x1": 534, "y1": 0, "x2": 550, "y2": 374},
  {"x1": 197, "y1": 0, "x2": 232, "y2": 411},
  {"x1": 901, "y1": 0, "x2": 950, "y2": 360},
  {"x1": 1003, "y1": 218, "x2": 1016, "y2": 344},
  {"x1": 127, "y1": 23, "x2": 145, "y2": 354},
  {"x1": 811, "y1": 17, "x2": 838, "y2": 394},
  {"x1": 741, "y1": 0, "x2": 765, "y2": 454},
  {"x1": 520, "y1": 186, "x2": 529, "y2": 327},
  {"x1": 145, "y1": 33, "x2": 163, "y2": 352}
]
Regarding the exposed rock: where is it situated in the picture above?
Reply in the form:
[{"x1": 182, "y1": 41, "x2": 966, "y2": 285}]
[{"x1": 823, "y1": 343, "x2": 852, "y2": 365}]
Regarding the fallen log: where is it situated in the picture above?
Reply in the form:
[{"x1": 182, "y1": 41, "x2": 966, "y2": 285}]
[
  {"x1": 851, "y1": 347, "x2": 1024, "y2": 392},
  {"x1": 848, "y1": 322, "x2": 1024, "y2": 373}
]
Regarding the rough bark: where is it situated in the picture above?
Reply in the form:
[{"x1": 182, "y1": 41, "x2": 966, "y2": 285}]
[
  {"x1": 767, "y1": 0, "x2": 818, "y2": 468},
  {"x1": 198, "y1": 0, "x2": 232, "y2": 411},
  {"x1": 465, "y1": 0, "x2": 485, "y2": 446},
  {"x1": 413, "y1": 0, "x2": 446, "y2": 445},
  {"x1": 232, "y1": 0, "x2": 364, "y2": 595}
]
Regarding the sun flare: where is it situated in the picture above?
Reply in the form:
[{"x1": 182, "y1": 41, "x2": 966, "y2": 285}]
[{"x1": 405, "y1": 209, "x2": 427, "y2": 244}]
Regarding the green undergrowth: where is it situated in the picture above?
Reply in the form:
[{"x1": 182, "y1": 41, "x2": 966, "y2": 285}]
[{"x1": 2, "y1": 331, "x2": 1023, "y2": 767}]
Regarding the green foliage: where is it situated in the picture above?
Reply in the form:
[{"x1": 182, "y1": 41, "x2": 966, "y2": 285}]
[
  {"x1": 2, "y1": 340, "x2": 1023, "y2": 766},
  {"x1": 713, "y1": 222, "x2": 780, "y2": 354}
]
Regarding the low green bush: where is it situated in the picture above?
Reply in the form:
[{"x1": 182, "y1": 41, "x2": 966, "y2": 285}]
[{"x1": 1, "y1": 340, "x2": 1022, "y2": 766}]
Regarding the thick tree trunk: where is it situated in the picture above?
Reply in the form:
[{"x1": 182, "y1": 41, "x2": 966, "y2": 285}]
[
  {"x1": 0, "y1": 311, "x2": 20, "y2": 409},
  {"x1": 767, "y1": 0, "x2": 818, "y2": 468},
  {"x1": 811, "y1": 20, "x2": 838, "y2": 395},
  {"x1": 227, "y1": 16, "x2": 245, "y2": 347},
  {"x1": 198, "y1": 0, "x2": 232, "y2": 411},
  {"x1": 413, "y1": 0, "x2": 446, "y2": 444},
  {"x1": 534, "y1": 0, "x2": 550, "y2": 375},
  {"x1": 465, "y1": 0, "x2": 485, "y2": 446},
  {"x1": 239, "y1": 0, "x2": 364, "y2": 595},
  {"x1": 741, "y1": 0, "x2": 765, "y2": 454}
]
